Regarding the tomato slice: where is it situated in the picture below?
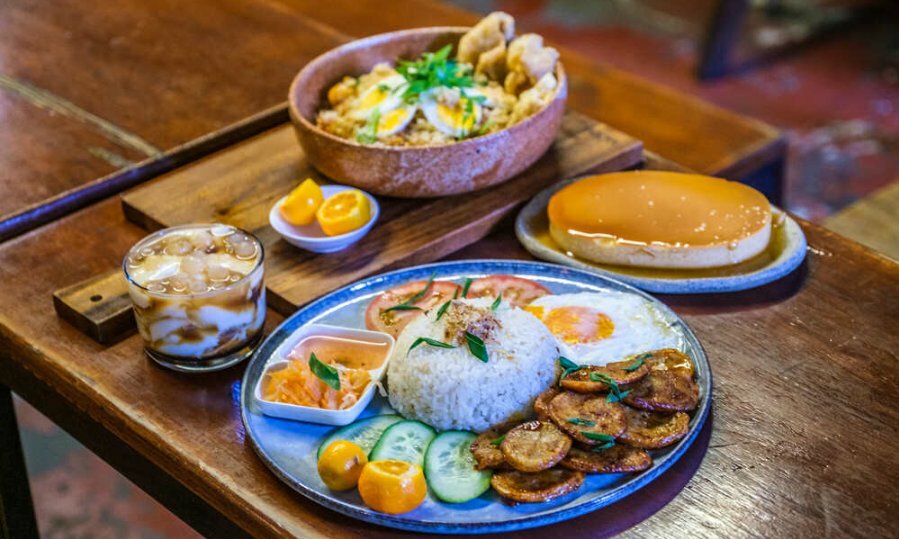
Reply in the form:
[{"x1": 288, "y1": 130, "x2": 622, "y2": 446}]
[
  {"x1": 365, "y1": 280, "x2": 461, "y2": 337},
  {"x1": 466, "y1": 275, "x2": 550, "y2": 308}
]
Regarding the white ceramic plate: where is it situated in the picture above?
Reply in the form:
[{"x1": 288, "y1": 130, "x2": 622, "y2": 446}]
[{"x1": 515, "y1": 176, "x2": 807, "y2": 294}]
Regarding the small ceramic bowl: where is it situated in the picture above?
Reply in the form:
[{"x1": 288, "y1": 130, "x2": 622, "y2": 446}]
[
  {"x1": 288, "y1": 27, "x2": 568, "y2": 198},
  {"x1": 269, "y1": 185, "x2": 380, "y2": 253},
  {"x1": 254, "y1": 324, "x2": 395, "y2": 426}
]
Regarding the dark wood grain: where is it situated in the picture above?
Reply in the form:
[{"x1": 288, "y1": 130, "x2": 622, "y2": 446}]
[
  {"x1": 53, "y1": 271, "x2": 134, "y2": 344},
  {"x1": 3, "y1": 185, "x2": 898, "y2": 538},
  {"x1": 0, "y1": 0, "x2": 782, "y2": 240}
]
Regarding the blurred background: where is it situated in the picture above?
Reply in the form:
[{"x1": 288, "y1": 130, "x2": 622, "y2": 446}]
[{"x1": 13, "y1": 0, "x2": 898, "y2": 537}]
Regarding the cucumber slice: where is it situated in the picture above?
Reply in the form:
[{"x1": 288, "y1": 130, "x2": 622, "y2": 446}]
[
  {"x1": 369, "y1": 420, "x2": 436, "y2": 467},
  {"x1": 317, "y1": 415, "x2": 403, "y2": 460},
  {"x1": 424, "y1": 430, "x2": 492, "y2": 503}
]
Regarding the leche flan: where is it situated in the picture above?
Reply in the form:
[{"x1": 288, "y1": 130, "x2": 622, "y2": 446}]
[{"x1": 547, "y1": 171, "x2": 772, "y2": 269}]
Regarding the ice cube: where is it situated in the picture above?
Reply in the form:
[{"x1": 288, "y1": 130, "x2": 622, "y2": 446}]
[
  {"x1": 232, "y1": 240, "x2": 257, "y2": 259},
  {"x1": 180, "y1": 255, "x2": 204, "y2": 274},
  {"x1": 188, "y1": 280, "x2": 209, "y2": 294},
  {"x1": 206, "y1": 264, "x2": 230, "y2": 282},
  {"x1": 164, "y1": 239, "x2": 192, "y2": 256},
  {"x1": 211, "y1": 224, "x2": 234, "y2": 237}
]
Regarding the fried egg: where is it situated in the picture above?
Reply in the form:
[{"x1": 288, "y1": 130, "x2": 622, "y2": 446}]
[
  {"x1": 524, "y1": 292, "x2": 681, "y2": 366},
  {"x1": 421, "y1": 90, "x2": 483, "y2": 138},
  {"x1": 349, "y1": 74, "x2": 407, "y2": 120}
]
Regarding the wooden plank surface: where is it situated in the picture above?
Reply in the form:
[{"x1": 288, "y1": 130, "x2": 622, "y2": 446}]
[
  {"x1": 1, "y1": 196, "x2": 897, "y2": 538},
  {"x1": 119, "y1": 112, "x2": 641, "y2": 316},
  {"x1": 824, "y1": 179, "x2": 899, "y2": 261},
  {"x1": 0, "y1": 0, "x2": 782, "y2": 240}
]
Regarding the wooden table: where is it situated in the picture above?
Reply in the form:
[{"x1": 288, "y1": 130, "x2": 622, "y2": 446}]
[
  {"x1": 0, "y1": 0, "x2": 784, "y2": 241},
  {"x1": 1, "y1": 195, "x2": 898, "y2": 538},
  {"x1": 2, "y1": 1, "x2": 895, "y2": 538}
]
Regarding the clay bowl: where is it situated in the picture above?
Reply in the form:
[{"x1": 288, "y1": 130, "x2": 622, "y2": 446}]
[{"x1": 288, "y1": 27, "x2": 568, "y2": 198}]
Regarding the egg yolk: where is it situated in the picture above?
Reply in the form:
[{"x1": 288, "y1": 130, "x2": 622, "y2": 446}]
[
  {"x1": 358, "y1": 86, "x2": 389, "y2": 110},
  {"x1": 542, "y1": 306, "x2": 615, "y2": 344},
  {"x1": 437, "y1": 101, "x2": 478, "y2": 131},
  {"x1": 379, "y1": 108, "x2": 410, "y2": 132}
]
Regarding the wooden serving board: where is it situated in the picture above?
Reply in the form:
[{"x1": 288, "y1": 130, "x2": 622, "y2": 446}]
[{"x1": 55, "y1": 111, "x2": 641, "y2": 341}]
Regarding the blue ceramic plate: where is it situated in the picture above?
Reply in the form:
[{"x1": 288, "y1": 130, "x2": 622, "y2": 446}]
[
  {"x1": 515, "y1": 177, "x2": 807, "y2": 294},
  {"x1": 241, "y1": 260, "x2": 711, "y2": 534}
]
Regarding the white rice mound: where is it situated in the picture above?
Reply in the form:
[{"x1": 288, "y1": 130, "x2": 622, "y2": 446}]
[{"x1": 387, "y1": 298, "x2": 559, "y2": 432}]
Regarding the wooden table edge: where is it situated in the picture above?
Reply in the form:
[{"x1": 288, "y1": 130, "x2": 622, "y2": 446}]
[{"x1": 0, "y1": 104, "x2": 288, "y2": 244}]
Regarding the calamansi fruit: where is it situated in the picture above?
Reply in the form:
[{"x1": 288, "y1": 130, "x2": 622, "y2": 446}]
[
  {"x1": 357, "y1": 460, "x2": 427, "y2": 514},
  {"x1": 317, "y1": 440, "x2": 367, "y2": 491},
  {"x1": 280, "y1": 178, "x2": 324, "y2": 226},
  {"x1": 315, "y1": 189, "x2": 371, "y2": 236}
]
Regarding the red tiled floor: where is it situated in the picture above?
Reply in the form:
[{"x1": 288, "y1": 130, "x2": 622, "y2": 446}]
[{"x1": 14, "y1": 396, "x2": 200, "y2": 539}]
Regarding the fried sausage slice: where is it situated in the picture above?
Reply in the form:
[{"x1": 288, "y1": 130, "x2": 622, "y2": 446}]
[
  {"x1": 548, "y1": 391, "x2": 627, "y2": 444},
  {"x1": 560, "y1": 357, "x2": 650, "y2": 393},
  {"x1": 470, "y1": 422, "x2": 518, "y2": 470},
  {"x1": 646, "y1": 348, "x2": 695, "y2": 377},
  {"x1": 491, "y1": 468, "x2": 585, "y2": 503},
  {"x1": 560, "y1": 444, "x2": 652, "y2": 474},
  {"x1": 500, "y1": 421, "x2": 572, "y2": 472},
  {"x1": 534, "y1": 387, "x2": 560, "y2": 421},
  {"x1": 619, "y1": 408, "x2": 690, "y2": 449},
  {"x1": 623, "y1": 369, "x2": 699, "y2": 412}
]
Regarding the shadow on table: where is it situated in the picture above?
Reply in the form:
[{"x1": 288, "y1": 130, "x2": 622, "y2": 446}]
[{"x1": 661, "y1": 261, "x2": 808, "y2": 314}]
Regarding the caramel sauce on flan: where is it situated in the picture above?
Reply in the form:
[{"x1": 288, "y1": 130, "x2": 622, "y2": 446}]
[{"x1": 547, "y1": 171, "x2": 771, "y2": 248}]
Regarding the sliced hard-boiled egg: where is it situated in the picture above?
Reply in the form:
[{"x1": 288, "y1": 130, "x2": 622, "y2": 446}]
[
  {"x1": 376, "y1": 105, "x2": 417, "y2": 137},
  {"x1": 421, "y1": 93, "x2": 483, "y2": 138},
  {"x1": 349, "y1": 75, "x2": 407, "y2": 120}
]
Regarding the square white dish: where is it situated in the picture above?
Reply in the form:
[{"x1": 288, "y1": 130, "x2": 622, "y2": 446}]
[{"x1": 254, "y1": 323, "x2": 394, "y2": 425}]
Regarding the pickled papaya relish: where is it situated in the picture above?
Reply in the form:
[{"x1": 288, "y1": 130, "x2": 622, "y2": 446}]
[{"x1": 262, "y1": 357, "x2": 370, "y2": 410}]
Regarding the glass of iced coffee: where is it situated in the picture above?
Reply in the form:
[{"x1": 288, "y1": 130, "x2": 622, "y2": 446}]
[{"x1": 123, "y1": 224, "x2": 265, "y2": 372}]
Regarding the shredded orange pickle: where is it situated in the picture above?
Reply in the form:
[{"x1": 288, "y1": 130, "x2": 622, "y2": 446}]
[{"x1": 263, "y1": 358, "x2": 371, "y2": 410}]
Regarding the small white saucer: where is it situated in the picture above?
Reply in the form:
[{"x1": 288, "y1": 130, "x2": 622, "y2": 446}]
[
  {"x1": 516, "y1": 176, "x2": 808, "y2": 294},
  {"x1": 254, "y1": 324, "x2": 394, "y2": 426},
  {"x1": 269, "y1": 185, "x2": 379, "y2": 253}
]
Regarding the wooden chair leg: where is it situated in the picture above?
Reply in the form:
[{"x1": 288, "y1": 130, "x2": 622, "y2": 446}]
[
  {"x1": 0, "y1": 385, "x2": 39, "y2": 539},
  {"x1": 698, "y1": 0, "x2": 748, "y2": 80}
]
